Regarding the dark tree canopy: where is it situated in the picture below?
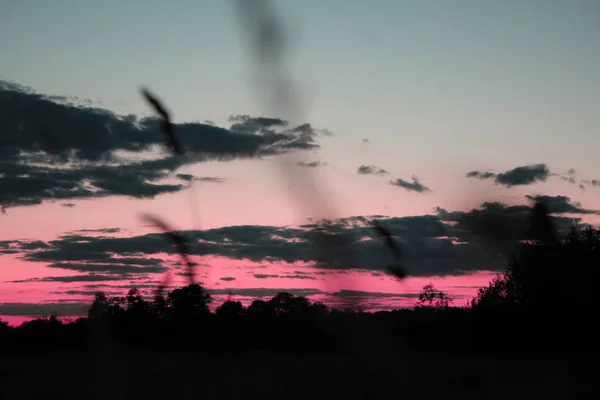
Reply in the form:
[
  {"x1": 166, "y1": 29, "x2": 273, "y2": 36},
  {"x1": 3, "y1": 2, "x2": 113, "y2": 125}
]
[{"x1": 471, "y1": 225, "x2": 600, "y2": 315}]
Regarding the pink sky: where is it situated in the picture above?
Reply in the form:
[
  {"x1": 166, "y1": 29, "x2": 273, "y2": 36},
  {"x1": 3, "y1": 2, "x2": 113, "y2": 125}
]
[{"x1": 0, "y1": 245, "x2": 497, "y2": 326}]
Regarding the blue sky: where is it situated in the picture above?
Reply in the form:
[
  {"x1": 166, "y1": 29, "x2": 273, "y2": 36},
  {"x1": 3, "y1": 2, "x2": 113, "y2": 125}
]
[
  {"x1": 2, "y1": 0, "x2": 598, "y2": 170},
  {"x1": 1, "y1": 0, "x2": 599, "y2": 228}
]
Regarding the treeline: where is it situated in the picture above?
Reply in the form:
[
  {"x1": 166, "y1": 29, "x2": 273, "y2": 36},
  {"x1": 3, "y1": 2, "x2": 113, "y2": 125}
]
[{"x1": 1, "y1": 225, "x2": 598, "y2": 357}]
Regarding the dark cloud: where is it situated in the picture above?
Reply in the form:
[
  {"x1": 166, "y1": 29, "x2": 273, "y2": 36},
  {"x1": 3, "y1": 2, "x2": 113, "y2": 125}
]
[
  {"x1": 10, "y1": 194, "x2": 587, "y2": 278},
  {"x1": 208, "y1": 288, "x2": 322, "y2": 298},
  {"x1": 389, "y1": 176, "x2": 430, "y2": 193},
  {"x1": 284, "y1": 274, "x2": 316, "y2": 280},
  {"x1": 228, "y1": 114, "x2": 288, "y2": 133},
  {"x1": 74, "y1": 228, "x2": 121, "y2": 234},
  {"x1": 1, "y1": 239, "x2": 19, "y2": 252},
  {"x1": 57, "y1": 289, "x2": 123, "y2": 297},
  {"x1": 253, "y1": 273, "x2": 316, "y2": 280},
  {"x1": 0, "y1": 302, "x2": 90, "y2": 317},
  {"x1": 357, "y1": 165, "x2": 388, "y2": 175},
  {"x1": 494, "y1": 167, "x2": 600, "y2": 191},
  {"x1": 466, "y1": 171, "x2": 495, "y2": 180},
  {"x1": 331, "y1": 290, "x2": 420, "y2": 299},
  {"x1": 11, "y1": 275, "x2": 127, "y2": 283},
  {"x1": 5, "y1": 189, "x2": 590, "y2": 283},
  {"x1": 0, "y1": 81, "x2": 324, "y2": 212},
  {"x1": 466, "y1": 164, "x2": 551, "y2": 187},
  {"x1": 254, "y1": 273, "x2": 279, "y2": 279},
  {"x1": 525, "y1": 195, "x2": 600, "y2": 215},
  {"x1": 434, "y1": 199, "x2": 580, "y2": 258},
  {"x1": 175, "y1": 174, "x2": 225, "y2": 183},
  {"x1": 45, "y1": 259, "x2": 166, "y2": 275},
  {"x1": 61, "y1": 203, "x2": 76, "y2": 208},
  {"x1": 219, "y1": 276, "x2": 236, "y2": 281},
  {"x1": 228, "y1": 114, "x2": 329, "y2": 143},
  {"x1": 297, "y1": 161, "x2": 326, "y2": 168},
  {"x1": 362, "y1": 138, "x2": 371, "y2": 143},
  {"x1": 0, "y1": 155, "x2": 187, "y2": 213}
]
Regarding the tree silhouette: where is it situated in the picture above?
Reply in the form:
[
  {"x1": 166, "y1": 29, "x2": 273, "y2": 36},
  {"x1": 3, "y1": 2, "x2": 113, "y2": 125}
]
[
  {"x1": 471, "y1": 225, "x2": 600, "y2": 316},
  {"x1": 150, "y1": 292, "x2": 169, "y2": 319},
  {"x1": 167, "y1": 283, "x2": 212, "y2": 319},
  {"x1": 216, "y1": 299, "x2": 245, "y2": 318},
  {"x1": 88, "y1": 292, "x2": 109, "y2": 319},
  {"x1": 270, "y1": 292, "x2": 311, "y2": 315},
  {"x1": 0, "y1": 318, "x2": 9, "y2": 331},
  {"x1": 415, "y1": 283, "x2": 452, "y2": 309},
  {"x1": 247, "y1": 299, "x2": 275, "y2": 317}
]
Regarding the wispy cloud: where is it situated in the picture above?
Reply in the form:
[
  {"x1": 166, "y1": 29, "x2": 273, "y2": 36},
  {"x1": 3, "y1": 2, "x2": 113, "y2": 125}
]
[
  {"x1": 357, "y1": 165, "x2": 388, "y2": 175},
  {"x1": 389, "y1": 176, "x2": 430, "y2": 193},
  {"x1": 297, "y1": 161, "x2": 327, "y2": 168}
]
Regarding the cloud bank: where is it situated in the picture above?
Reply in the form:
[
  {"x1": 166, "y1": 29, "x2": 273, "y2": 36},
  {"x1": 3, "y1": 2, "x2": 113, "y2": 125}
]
[
  {"x1": 0, "y1": 81, "x2": 327, "y2": 213},
  {"x1": 5, "y1": 195, "x2": 588, "y2": 284}
]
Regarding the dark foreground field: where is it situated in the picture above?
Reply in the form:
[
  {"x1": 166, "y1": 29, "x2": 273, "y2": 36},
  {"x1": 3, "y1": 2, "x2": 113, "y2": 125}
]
[{"x1": 0, "y1": 347, "x2": 592, "y2": 400}]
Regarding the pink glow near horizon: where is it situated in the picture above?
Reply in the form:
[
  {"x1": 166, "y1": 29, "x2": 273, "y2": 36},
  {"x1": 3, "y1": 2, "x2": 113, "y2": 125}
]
[
  {"x1": 0, "y1": 245, "x2": 497, "y2": 326},
  {"x1": 1, "y1": 162, "x2": 594, "y2": 327}
]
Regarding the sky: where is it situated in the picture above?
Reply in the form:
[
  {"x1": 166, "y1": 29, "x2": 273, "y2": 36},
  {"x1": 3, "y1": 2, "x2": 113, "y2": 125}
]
[{"x1": 1, "y1": 0, "x2": 599, "y2": 324}]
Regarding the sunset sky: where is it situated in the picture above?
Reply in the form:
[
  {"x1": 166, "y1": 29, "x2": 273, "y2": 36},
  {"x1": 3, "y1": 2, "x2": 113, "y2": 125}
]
[{"x1": 1, "y1": 0, "x2": 599, "y2": 324}]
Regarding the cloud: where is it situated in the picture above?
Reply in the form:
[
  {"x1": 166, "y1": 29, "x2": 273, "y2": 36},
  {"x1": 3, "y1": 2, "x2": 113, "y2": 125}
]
[
  {"x1": 0, "y1": 302, "x2": 90, "y2": 317},
  {"x1": 466, "y1": 171, "x2": 495, "y2": 180},
  {"x1": 330, "y1": 290, "x2": 420, "y2": 299},
  {"x1": 254, "y1": 273, "x2": 279, "y2": 279},
  {"x1": 11, "y1": 275, "x2": 127, "y2": 283},
  {"x1": 434, "y1": 199, "x2": 580, "y2": 253},
  {"x1": 0, "y1": 240, "x2": 20, "y2": 254},
  {"x1": 389, "y1": 176, "x2": 430, "y2": 193},
  {"x1": 253, "y1": 273, "x2": 316, "y2": 280},
  {"x1": 208, "y1": 288, "x2": 322, "y2": 298},
  {"x1": 297, "y1": 161, "x2": 326, "y2": 168},
  {"x1": 74, "y1": 228, "x2": 121, "y2": 234},
  {"x1": 13, "y1": 240, "x2": 49, "y2": 251},
  {"x1": 525, "y1": 195, "x2": 600, "y2": 215},
  {"x1": 175, "y1": 174, "x2": 225, "y2": 183},
  {"x1": 0, "y1": 156, "x2": 188, "y2": 213},
  {"x1": 0, "y1": 81, "x2": 325, "y2": 212},
  {"x1": 219, "y1": 276, "x2": 236, "y2": 281},
  {"x1": 228, "y1": 114, "x2": 330, "y2": 140},
  {"x1": 61, "y1": 203, "x2": 76, "y2": 208},
  {"x1": 466, "y1": 164, "x2": 551, "y2": 187},
  {"x1": 10, "y1": 195, "x2": 586, "y2": 278},
  {"x1": 228, "y1": 114, "x2": 288, "y2": 133},
  {"x1": 45, "y1": 259, "x2": 166, "y2": 275},
  {"x1": 284, "y1": 274, "x2": 316, "y2": 280},
  {"x1": 580, "y1": 179, "x2": 600, "y2": 190},
  {"x1": 357, "y1": 165, "x2": 387, "y2": 175}
]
